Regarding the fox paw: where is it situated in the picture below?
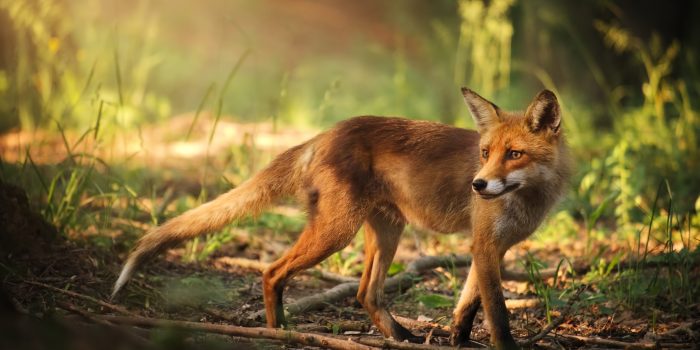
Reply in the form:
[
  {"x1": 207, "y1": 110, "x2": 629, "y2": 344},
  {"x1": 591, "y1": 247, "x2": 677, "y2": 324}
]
[
  {"x1": 390, "y1": 323, "x2": 424, "y2": 343},
  {"x1": 449, "y1": 328, "x2": 471, "y2": 347}
]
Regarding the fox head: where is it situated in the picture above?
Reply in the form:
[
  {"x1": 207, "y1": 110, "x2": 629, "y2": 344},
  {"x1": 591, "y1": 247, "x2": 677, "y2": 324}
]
[{"x1": 461, "y1": 87, "x2": 564, "y2": 199}]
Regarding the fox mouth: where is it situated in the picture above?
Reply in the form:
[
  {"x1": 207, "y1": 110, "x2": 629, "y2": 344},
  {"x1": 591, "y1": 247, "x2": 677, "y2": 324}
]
[{"x1": 477, "y1": 183, "x2": 521, "y2": 200}]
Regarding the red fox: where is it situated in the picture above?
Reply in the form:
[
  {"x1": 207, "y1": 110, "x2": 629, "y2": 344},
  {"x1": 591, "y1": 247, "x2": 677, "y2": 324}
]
[{"x1": 112, "y1": 88, "x2": 570, "y2": 349}]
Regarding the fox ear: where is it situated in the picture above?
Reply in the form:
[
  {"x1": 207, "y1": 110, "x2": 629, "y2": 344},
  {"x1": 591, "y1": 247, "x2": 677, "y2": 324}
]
[
  {"x1": 461, "y1": 87, "x2": 500, "y2": 133},
  {"x1": 525, "y1": 90, "x2": 561, "y2": 134}
]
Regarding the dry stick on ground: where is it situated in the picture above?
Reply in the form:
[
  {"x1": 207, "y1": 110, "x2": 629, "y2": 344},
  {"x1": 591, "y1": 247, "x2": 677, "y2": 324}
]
[
  {"x1": 215, "y1": 257, "x2": 357, "y2": 283},
  {"x1": 94, "y1": 313, "x2": 459, "y2": 350},
  {"x1": 560, "y1": 334, "x2": 658, "y2": 349},
  {"x1": 519, "y1": 285, "x2": 585, "y2": 347},
  {"x1": 393, "y1": 315, "x2": 451, "y2": 337},
  {"x1": 344, "y1": 336, "x2": 479, "y2": 350},
  {"x1": 653, "y1": 319, "x2": 700, "y2": 340},
  {"x1": 296, "y1": 320, "x2": 370, "y2": 333},
  {"x1": 500, "y1": 264, "x2": 590, "y2": 282},
  {"x1": 56, "y1": 301, "x2": 152, "y2": 347},
  {"x1": 249, "y1": 255, "x2": 471, "y2": 320},
  {"x1": 22, "y1": 280, "x2": 140, "y2": 317}
]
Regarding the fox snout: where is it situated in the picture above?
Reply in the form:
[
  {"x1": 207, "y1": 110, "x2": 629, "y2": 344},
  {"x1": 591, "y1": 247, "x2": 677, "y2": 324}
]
[
  {"x1": 471, "y1": 174, "x2": 523, "y2": 199},
  {"x1": 471, "y1": 179, "x2": 487, "y2": 191}
]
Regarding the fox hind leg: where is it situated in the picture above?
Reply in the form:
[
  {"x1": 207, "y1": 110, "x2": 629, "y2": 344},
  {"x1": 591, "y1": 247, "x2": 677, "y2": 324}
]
[
  {"x1": 262, "y1": 189, "x2": 366, "y2": 328},
  {"x1": 356, "y1": 211, "x2": 421, "y2": 342}
]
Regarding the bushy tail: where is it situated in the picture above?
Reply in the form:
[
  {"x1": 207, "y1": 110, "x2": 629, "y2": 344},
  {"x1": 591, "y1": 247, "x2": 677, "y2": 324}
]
[{"x1": 112, "y1": 144, "x2": 306, "y2": 298}]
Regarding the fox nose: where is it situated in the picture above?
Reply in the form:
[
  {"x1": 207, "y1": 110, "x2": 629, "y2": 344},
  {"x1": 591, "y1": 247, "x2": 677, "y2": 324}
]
[{"x1": 472, "y1": 179, "x2": 487, "y2": 191}]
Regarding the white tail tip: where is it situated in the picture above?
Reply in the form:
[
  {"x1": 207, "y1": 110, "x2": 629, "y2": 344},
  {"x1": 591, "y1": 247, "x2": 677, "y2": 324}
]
[{"x1": 111, "y1": 259, "x2": 135, "y2": 299}]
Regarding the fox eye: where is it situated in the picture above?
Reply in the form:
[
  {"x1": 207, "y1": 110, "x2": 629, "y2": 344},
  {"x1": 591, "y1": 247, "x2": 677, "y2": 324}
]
[
  {"x1": 508, "y1": 150, "x2": 523, "y2": 159},
  {"x1": 481, "y1": 149, "x2": 489, "y2": 158}
]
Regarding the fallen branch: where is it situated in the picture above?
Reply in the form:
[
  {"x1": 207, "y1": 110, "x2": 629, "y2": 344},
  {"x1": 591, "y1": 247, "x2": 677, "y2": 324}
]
[
  {"x1": 394, "y1": 315, "x2": 450, "y2": 337},
  {"x1": 95, "y1": 314, "x2": 376, "y2": 350},
  {"x1": 653, "y1": 319, "x2": 700, "y2": 339},
  {"x1": 56, "y1": 301, "x2": 151, "y2": 347},
  {"x1": 22, "y1": 280, "x2": 139, "y2": 317},
  {"x1": 504, "y1": 298, "x2": 540, "y2": 309},
  {"x1": 215, "y1": 257, "x2": 358, "y2": 283},
  {"x1": 384, "y1": 255, "x2": 471, "y2": 292},
  {"x1": 284, "y1": 281, "x2": 358, "y2": 315},
  {"x1": 296, "y1": 320, "x2": 369, "y2": 334},
  {"x1": 500, "y1": 262, "x2": 590, "y2": 282},
  {"x1": 251, "y1": 255, "x2": 471, "y2": 320},
  {"x1": 560, "y1": 334, "x2": 657, "y2": 349}
]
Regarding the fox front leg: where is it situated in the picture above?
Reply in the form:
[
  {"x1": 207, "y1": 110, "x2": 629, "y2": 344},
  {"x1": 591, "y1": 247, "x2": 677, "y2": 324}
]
[
  {"x1": 451, "y1": 263, "x2": 481, "y2": 346},
  {"x1": 471, "y1": 245, "x2": 519, "y2": 350}
]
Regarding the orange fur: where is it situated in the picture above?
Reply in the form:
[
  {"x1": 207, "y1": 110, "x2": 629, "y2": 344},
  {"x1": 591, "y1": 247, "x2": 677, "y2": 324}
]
[{"x1": 113, "y1": 88, "x2": 570, "y2": 350}]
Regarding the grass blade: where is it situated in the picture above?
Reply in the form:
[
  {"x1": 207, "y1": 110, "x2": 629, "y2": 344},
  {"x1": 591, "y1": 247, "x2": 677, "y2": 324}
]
[
  {"x1": 54, "y1": 120, "x2": 75, "y2": 165},
  {"x1": 26, "y1": 150, "x2": 48, "y2": 195},
  {"x1": 186, "y1": 83, "x2": 215, "y2": 141},
  {"x1": 114, "y1": 47, "x2": 124, "y2": 106},
  {"x1": 94, "y1": 100, "x2": 104, "y2": 141}
]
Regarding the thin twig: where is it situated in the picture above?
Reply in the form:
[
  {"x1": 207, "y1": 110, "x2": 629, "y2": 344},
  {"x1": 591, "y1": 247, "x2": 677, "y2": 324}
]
[
  {"x1": 22, "y1": 280, "x2": 139, "y2": 317},
  {"x1": 296, "y1": 320, "x2": 370, "y2": 334},
  {"x1": 559, "y1": 334, "x2": 658, "y2": 349},
  {"x1": 348, "y1": 335, "x2": 477, "y2": 350}
]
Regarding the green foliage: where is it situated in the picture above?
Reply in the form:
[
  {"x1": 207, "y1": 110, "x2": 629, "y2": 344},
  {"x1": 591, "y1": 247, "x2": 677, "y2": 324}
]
[
  {"x1": 239, "y1": 212, "x2": 305, "y2": 234},
  {"x1": 324, "y1": 250, "x2": 363, "y2": 277},
  {"x1": 387, "y1": 262, "x2": 405, "y2": 276},
  {"x1": 0, "y1": 0, "x2": 171, "y2": 132},
  {"x1": 455, "y1": 0, "x2": 514, "y2": 97},
  {"x1": 523, "y1": 254, "x2": 564, "y2": 323},
  {"x1": 416, "y1": 293, "x2": 454, "y2": 309},
  {"x1": 574, "y1": 22, "x2": 700, "y2": 235},
  {"x1": 161, "y1": 275, "x2": 233, "y2": 308},
  {"x1": 533, "y1": 210, "x2": 578, "y2": 244}
]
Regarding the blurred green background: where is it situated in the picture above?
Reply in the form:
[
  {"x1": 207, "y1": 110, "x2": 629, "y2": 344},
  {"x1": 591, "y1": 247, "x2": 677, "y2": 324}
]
[{"x1": 0, "y1": 0, "x2": 698, "y2": 247}]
